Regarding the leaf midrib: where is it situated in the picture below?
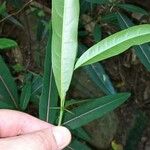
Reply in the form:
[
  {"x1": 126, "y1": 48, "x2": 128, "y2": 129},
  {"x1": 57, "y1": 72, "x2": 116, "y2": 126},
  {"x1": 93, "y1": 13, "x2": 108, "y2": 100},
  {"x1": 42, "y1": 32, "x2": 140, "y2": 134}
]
[
  {"x1": 63, "y1": 96, "x2": 125, "y2": 125},
  {"x1": 79, "y1": 30, "x2": 150, "y2": 67},
  {"x1": 46, "y1": 68, "x2": 53, "y2": 122}
]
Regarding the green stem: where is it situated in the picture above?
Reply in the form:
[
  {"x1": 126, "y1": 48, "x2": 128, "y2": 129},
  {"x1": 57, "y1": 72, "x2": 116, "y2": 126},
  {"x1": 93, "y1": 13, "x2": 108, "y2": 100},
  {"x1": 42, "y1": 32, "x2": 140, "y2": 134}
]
[
  {"x1": 58, "y1": 106, "x2": 64, "y2": 125},
  {"x1": 58, "y1": 99, "x2": 65, "y2": 126}
]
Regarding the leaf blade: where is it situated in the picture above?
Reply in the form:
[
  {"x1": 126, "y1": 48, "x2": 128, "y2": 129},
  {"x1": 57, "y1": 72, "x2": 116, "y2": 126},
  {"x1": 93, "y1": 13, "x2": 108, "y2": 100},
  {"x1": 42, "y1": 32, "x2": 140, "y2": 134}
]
[
  {"x1": 63, "y1": 93, "x2": 130, "y2": 129},
  {"x1": 19, "y1": 81, "x2": 32, "y2": 111},
  {"x1": 52, "y1": 0, "x2": 80, "y2": 100},
  {"x1": 117, "y1": 4, "x2": 148, "y2": 15},
  {"x1": 0, "y1": 56, "x2": 19, "y2": 108},
  {"x1": 75, "y1": 24, "x2": 150, "y2": 69},
  {"x1": 117, "y1": 13, "x2": 150, "y2": 71},
  {"x1": 39, "y1": 31, "x2": 58, "y2": 124},
  {"x1": 0, "y1": 38, "x2": 17, "y2": 49}
]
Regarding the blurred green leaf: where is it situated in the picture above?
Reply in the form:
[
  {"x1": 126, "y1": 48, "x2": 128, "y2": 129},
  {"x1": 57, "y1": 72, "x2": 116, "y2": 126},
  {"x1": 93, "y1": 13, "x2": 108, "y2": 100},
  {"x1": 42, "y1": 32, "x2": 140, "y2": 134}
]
[
  {"x1": 101, "y1": 12, "x2": 118, "y2": 24},
  {"x1": 19, "y1": 81, "x2": 32, "y2": 111},
  {"x1": 0, "y1": 101, "x2": 15, "y2": 109},
  {"x1": 75, "y1": 24, "x2": 150, "y2": 69},
  {"x1": 117, "y1": 4, "x2": 148, "y2": 15},
  {"x1": 39, "y1": 30, "x2": 58, "y2": 124},
  {"x1": 78, "y1": 44, "x2": 116, "y2": 95},
  {"x1": 31, "y1": 75, "x2": 43, "y2": 97},
  {"x1": 117, "y1": 13, "x2": 150, "y2": 71},
  {"x1": 63, "y1": 93, "x2": 130, "y2": 129},
  {"x1": 0, "y1": 38, "x2": 17, "y2": 49},
  {"x1": 72, "y1": 128, "x2": 91, "y2": 141},
  {"x1": 12, "y1": 63, "x2": 24, "y2": 73},
  {"x1": 125, "y1": 111, "x2": 148, "y2": 150},
  {"x1": 0, "y1": 1, "x2": 6, "y2": 14},
  {"x1": 85, "y1": 0, "x2": 110, "y2": 4},
  {"x1": 0, "y1": 56, "x2": 19, "y2": 108},
  {"x1": 66, "y1": 139, "x2": 91, "y2": 150},
  {"x1": 93, "y1": 24, "x2": 102, "y2": 43}
]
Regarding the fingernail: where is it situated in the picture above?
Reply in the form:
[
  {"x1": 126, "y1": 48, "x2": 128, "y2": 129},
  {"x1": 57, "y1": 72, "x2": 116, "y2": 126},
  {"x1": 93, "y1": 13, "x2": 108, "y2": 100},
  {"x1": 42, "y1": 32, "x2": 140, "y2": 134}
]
[{"x1": 52, "y1": 126, "x2": 71, "y2": 149}]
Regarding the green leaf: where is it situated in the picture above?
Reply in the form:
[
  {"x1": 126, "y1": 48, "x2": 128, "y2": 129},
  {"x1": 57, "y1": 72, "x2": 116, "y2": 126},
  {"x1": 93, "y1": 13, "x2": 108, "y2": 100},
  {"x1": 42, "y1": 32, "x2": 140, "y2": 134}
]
[
  {"x1": 63, "y1": 93, "x2": 130, "y2": 129},
  {"x1": 65, "y1": 99, "x2": 90, "y2": 108},
  {"x1": 19, "y1": 81, "x2": 32, "y2": 111},
  {"x1": 117, "y1": 13, "x2": 150, "y2": 71},
  {"x1": 0, "y1": 56, "x2": 19, "y2": 108},
  {"x1": 52, "y1": 0, "x2": 80, "y2": 101},
  {"x1": 117, "y1": 4, "x2": 148, "y2": 15},
  {"x1": 93, "y1": 24, "x2": 102, "y2": 43},
  {"x1": 72, "y1": 128, "x2": 91, "y2": 141},
  {"x1": 0, "y1": 1, "x2": 6, "y2": 15},
  {"x1": 0, "y1": 38, "x2": 17, "y2": 49},
  {"x1": 85, "y1": 0, "x2": 110, "y2": 4},
  {"x1": 125, "y1": 111, "x2": 148, "y2": 150},
  {"x1": 72, "y1": 77, "x2": 95, "y2": 98},
  {"x1": 66, "y1": 139, "x2": 91, "y2": 150},
  {"x1": 0, "y1": 101, "x2": 15, "y2": 109},
  {"x1": 134, "y1": 45, "x2": 150, "y2": 71},
  {"x1": 101, "y1": 12, "x2": 118, "y2": 24},
  {"x1": 79, "y1": 44, "x2": 116, "y2": 95},
  {"x1": 31, "y1": 75, "x2": 43, "y2": 96},
  {"x1": 75, "y1": 24, "x2": 150, "y2": 69},
  {"x1": 39, "y1": 31, "x2": 58, "y2": 124}
]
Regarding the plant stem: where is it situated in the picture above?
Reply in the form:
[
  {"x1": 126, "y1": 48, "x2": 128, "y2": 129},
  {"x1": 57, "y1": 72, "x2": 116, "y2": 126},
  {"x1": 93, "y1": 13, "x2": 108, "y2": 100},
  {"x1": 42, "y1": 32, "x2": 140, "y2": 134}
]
[
  {"x1": 58, "y1": 99, "x2": 65, "y2": 125},
  {"x1": 58, "y1": 106, "x2": 64, "y2": 125}
]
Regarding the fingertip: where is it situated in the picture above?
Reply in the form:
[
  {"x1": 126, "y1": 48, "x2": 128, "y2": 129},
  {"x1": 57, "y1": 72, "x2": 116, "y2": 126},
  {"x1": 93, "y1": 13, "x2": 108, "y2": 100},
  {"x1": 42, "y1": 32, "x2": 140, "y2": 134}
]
[{"x1": 52, "y1": 126, "x2": 71, "y2": 149}]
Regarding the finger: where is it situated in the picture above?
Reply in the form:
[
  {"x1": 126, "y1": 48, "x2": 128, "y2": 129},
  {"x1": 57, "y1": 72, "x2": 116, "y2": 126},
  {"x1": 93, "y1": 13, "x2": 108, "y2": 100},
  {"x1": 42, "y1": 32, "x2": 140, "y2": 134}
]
[
  {"x1": 0, "y1": 109, "x2": 53, "y2": 137},
  {"x1": 0, "y1": 127, "x2": 71, "y2": 150}
]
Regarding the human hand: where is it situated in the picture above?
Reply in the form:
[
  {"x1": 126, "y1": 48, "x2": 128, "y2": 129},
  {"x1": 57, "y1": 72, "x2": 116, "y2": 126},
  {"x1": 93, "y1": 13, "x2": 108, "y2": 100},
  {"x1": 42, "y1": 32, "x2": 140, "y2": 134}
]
[{"x1": 0, "y1": 109, "x2": 71, "y2": 150}]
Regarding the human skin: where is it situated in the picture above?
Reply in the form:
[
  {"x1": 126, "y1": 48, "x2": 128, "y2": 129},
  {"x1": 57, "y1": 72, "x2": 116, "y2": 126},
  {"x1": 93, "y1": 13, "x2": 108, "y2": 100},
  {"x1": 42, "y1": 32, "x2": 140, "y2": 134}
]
[{"x1": 0, "y1": 109, "x2": 71, "y2": 150}]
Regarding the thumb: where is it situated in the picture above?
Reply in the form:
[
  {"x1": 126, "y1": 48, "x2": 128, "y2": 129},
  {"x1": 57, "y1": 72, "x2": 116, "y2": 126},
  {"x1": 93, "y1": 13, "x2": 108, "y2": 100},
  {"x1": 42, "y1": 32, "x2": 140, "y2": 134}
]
[{"x1": 0, "y1": 126, "x2": 71, "y2": 150}]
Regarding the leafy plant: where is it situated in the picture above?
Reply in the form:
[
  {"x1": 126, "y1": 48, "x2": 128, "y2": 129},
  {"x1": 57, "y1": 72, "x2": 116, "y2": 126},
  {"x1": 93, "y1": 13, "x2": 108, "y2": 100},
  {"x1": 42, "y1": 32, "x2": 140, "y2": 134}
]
[
  {"x1": 0, "y1": 38, "x2": 18, "y2": 49},
  {"x1": 0, "y1": 0, "x2": 150, "y2": 149},
  {"x1": 40, "y1": 0, "x2": 150, "y2": 132}
]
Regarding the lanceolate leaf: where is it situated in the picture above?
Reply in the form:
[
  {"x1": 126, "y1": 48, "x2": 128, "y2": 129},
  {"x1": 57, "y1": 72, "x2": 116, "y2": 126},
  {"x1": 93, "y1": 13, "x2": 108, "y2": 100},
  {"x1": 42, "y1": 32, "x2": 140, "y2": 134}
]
[
  {"x1": 19, "y1": 81, "x2": 32, "y2": 111},
  {"x1": 72, "y1": 128, "x2": 91, "y2": 141},
  {"x1": 75, "y1": 24, "x2": 150, "y2": 69},
  {"x1": 0, "y1": 38, "x2": 17, "y2": 49},
  {"x1": 39, "y1": 33, "x2": 58, "y2": 124},
  {"x1": 117, "y1": 4, "x2": 148, "y2": 15},
  {"x1": 63, "y1": 93, "x2": 130, "y2": 129},
  {"x1": 117, "y1": 13, "x2": 150, "y2": 71},
  {"x1": 0, "y1": 56, "x2": 19, "y2": 108},
  {"x1": 52, "y1": 0, "x2": 80, "y2": 101}
]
